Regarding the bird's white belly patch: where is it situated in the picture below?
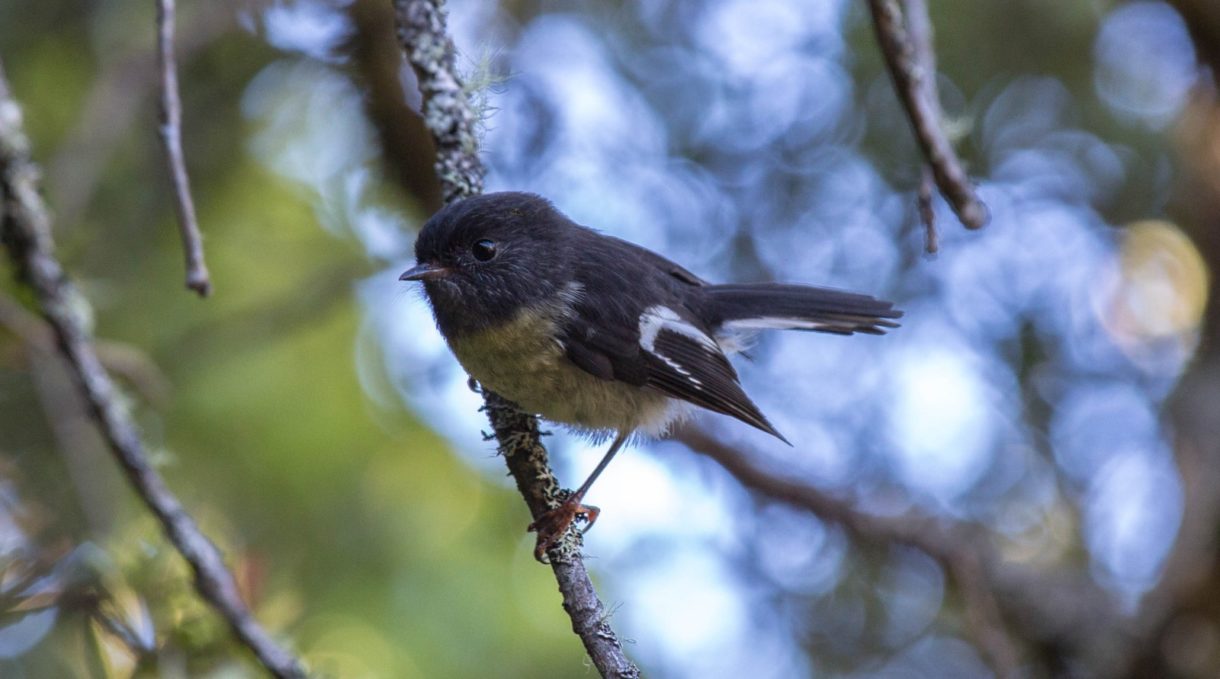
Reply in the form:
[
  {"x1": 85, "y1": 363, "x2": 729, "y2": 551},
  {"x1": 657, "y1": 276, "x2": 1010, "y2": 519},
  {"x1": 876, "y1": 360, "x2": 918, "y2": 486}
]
[{"x1": 447, "y1": 305, "x2": 680, "y2": 435}]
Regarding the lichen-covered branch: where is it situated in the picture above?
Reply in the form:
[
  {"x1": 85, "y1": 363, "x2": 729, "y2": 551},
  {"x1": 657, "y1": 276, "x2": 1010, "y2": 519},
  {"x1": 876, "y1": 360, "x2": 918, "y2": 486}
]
[
  {"x1": 868, "y1": 0, "x2": 989, "y2": 231},
  {"x1": 0, "y1": 59, "x2": 304, "y2": 679},
  {"x1": 483, "y1": 394, "x2": 641, "y2": 678},
  {"x1": 155, "y1": 0, "x2": 211, "y2": 296},
  {"x1": 389, "y1": 2, "x2": 640, "y2": 676},
  {"x1": 392, "y1": 0, "x2": 484, "y2": 204}
]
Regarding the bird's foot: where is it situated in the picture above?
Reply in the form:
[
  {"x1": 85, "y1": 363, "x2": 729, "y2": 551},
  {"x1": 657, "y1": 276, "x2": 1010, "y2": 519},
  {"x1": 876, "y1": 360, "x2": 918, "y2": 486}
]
[{"x1": 528, "y1": 495, "x2": 601, "y2": 563}]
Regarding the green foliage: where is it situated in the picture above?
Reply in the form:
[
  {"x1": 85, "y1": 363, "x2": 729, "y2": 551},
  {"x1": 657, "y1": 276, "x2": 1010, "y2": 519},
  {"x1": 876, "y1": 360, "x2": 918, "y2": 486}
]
[{"x1": 0, "y1": 2, "x2": 587, "y2": 676}]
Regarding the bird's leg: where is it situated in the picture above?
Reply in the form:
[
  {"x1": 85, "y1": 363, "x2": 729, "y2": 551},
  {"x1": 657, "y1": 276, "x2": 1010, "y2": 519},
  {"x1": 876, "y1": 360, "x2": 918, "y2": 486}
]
[{"x1": 529, "y1": 431, "x2": 629, "y2": 561}]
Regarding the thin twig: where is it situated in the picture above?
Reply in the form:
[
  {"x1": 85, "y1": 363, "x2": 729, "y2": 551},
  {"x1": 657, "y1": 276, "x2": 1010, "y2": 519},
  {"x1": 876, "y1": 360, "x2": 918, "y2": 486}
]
[
  {"x1": 906, "y1": 0, "x2": 940, "y2": 254},
  {"x1": 868, "y1": 0, "x2": 989, "y2": 230},
  {"x1": 917, "y1": 165, "x2": 938, "y2": 253},
  {"x1": 903, "y1": 0, "x2": 938, "y2": 106},
  {"x1": 91, "y1": 607, "x2": 155, "y2": 658},
  {"x1": 674, "y1": 427, "x2": 1021, "y2": 679},
  {"x1": 0, "y1": 60, "x2": 305, "y2": 678},
  {"x1": 390, "y1": 1, "x2": 639, "y2": 675},
  {"x1": 155, "y1": 0, "x2": 211, "y2": 297}
]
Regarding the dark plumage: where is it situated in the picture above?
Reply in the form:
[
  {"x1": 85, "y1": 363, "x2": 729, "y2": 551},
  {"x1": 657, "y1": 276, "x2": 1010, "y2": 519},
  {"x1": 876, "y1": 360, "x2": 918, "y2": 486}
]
[
  {"x1": 408, "y1": 191, "x2": 901, "y2": 440},
  {"x1": 402, "y1": 191, "x2": 902, "y2": 556}
]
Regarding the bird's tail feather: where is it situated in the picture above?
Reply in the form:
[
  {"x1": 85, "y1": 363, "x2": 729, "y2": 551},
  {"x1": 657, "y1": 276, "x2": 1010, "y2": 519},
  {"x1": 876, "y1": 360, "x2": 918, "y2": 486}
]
[{"x1": 705, "y1": 283, "x2": 902, "y2": 336}]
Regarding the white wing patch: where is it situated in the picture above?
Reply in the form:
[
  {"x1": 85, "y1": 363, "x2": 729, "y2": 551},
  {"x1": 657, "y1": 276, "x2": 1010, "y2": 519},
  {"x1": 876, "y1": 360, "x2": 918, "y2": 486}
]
[
  {"x1": 639, "y1": 305, "x2": 719, "y2": 351},
  {"x1": 721, "y1": 316, "x2": 837, "y2": 332},
  {"x1": 639, "y1": 305, "x2": 721, "y2": 388},
  {"x1": 636, "y1": 306, "x2": 783, "y2": 441}
]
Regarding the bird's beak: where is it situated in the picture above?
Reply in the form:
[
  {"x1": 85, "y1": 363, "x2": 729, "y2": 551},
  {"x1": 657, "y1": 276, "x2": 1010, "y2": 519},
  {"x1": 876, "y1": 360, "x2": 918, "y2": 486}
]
[{"x1": 399, "y1": 261, "x2": 451, "y2": 281}]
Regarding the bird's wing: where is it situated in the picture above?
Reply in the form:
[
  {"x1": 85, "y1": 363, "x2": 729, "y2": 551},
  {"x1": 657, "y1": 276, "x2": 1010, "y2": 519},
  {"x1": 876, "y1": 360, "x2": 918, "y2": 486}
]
[
  {"x1": 635, "y1": 306, "x2": 785, "y2": 441},
  {"x1": 559, "y1": 293, "x2": 785, "y2": 441},
  {"x1": 557, "y1": 226, "x2": 784, "y2": 440}
]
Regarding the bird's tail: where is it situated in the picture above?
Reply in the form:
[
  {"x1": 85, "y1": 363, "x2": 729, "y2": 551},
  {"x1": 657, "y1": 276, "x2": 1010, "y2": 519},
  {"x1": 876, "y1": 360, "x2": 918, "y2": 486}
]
[{"x1": 705, "y1": 283, "x2": 902, "y2": 336}]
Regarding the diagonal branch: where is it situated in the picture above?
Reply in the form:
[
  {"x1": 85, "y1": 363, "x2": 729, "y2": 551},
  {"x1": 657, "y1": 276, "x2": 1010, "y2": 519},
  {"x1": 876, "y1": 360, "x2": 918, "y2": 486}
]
[
  {"x1": 868, "y1": 0, "x2": 989, "y2": 231},
  {"x1": 155, "y1": 0, "x2": 212, "y2": 297},
  {"x1": 0, "y1": 60, "x2": 304, "y2": 679},
  {"x1": 483, "y1": 394, "x2": 641, "y2": 677},
  {"x1": 674, "y1": 426, "x2": 1021, "y2": 678},
  {"x1": 683, "y1": 425, "x2": 1158, "y2": 675},
  {"x1": 389, "y1": 2, "x2": 639, "y2": 676}
]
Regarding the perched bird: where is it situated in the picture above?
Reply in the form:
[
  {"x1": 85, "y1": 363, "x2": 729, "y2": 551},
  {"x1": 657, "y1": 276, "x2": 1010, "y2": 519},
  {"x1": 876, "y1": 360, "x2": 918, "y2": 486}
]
[{"x1": 401, "y1": 192, "x2": 901, "y2": 558}]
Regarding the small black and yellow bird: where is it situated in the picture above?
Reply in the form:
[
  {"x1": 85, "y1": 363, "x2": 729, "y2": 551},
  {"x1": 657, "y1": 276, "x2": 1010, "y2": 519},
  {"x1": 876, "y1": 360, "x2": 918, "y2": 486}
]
[{"x1": 401, "y1": 192, "x2": 901, "y2": 557}]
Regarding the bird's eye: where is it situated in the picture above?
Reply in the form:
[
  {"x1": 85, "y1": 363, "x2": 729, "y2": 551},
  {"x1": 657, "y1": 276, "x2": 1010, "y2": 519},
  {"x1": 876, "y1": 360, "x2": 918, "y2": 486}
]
[{"x1": 471, "y1": 239, "x2": 497, "y2": 261}]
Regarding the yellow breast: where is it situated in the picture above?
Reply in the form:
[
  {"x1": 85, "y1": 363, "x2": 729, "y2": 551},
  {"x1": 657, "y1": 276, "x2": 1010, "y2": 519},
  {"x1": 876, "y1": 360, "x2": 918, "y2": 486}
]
[{"x1": 447, "y1": 305, "x2": 678, "y2": 435}]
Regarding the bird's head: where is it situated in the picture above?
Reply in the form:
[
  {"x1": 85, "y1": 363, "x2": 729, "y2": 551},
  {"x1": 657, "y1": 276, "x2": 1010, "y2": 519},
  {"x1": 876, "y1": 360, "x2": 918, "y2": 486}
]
[{"x1": 402, "y1": 192, "x2": 574, "y2": 336}]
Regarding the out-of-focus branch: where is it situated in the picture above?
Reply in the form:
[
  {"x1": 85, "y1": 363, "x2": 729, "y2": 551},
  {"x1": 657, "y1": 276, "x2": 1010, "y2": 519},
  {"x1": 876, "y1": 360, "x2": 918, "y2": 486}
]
[
  {"x1": 1166, "y1": 0, "x2": 1220, "y2": 90},
  {"x1": 917, "y1": 166, "x2": 938, "y2": 253},
  {"x1": 1, "y1": 289, "x2": 172, "y2": 532},
  {"x1": 0, "y1": 61, "x2": 304, "y2": 679},
  {"x1": 677, "y1": 426, "x2": 1152, "y2": 675},
  {"x1": 155, "y1": 0, "x2": 211, "y2": 297},
  {"x1": 0, "y1": 291, "x2": 171, "y2": 404},
  {"x1": 675, "y1": 426, "x2": 1020, "y2": 677},
  {"x1": 346, "y1": 0, "x2": 444, "y2": 214},
  {"x1": 389, "y1": 2, "x2": 640, "y2": 676},
  {"x1": 868, "y1": 0, "x2": 989, "y2": 231},
  {"x1": 907, "y1": 0, "x2": 940, "y2": 254}
]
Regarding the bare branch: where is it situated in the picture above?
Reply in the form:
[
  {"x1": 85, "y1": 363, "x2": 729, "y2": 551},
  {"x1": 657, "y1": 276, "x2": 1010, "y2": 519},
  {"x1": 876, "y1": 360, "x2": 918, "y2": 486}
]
[
  {"x1": 917, "y1": 165, "x2": 938, "y2": 254},
  {"x1": 155, "y1": 0, "x2": 211, "y2": 297},
  {"x1": 0, "y1": 60, "x2": 304, "y2": 679},
  {"x1": 902, "y1": 0, "x2": 937, "y2": 98},
  {"x1": 868, "y1": 0, "x2": 989, "y2": 230},
  {"x1": 345, "y1": 0, "x2": 445, "y2": 214},
  {"x1": 390, "y1": 2, "x2": 639, "y2": 676},
  {"x1": 906, "y1": 1, "x2": 940, "y2": 254},
  {"x1": 674, "y1": 427, "x2": 1021, "y2": 678}
]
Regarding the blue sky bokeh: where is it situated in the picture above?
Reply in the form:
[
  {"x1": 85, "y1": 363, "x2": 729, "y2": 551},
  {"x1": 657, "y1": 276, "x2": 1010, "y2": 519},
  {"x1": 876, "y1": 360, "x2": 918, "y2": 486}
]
[{"x1": 240, "y1": 0, "x2": 1205, "y2": 675}]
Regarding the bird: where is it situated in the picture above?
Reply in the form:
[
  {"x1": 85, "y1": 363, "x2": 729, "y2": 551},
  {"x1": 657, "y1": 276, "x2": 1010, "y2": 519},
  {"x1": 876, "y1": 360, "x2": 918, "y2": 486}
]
[{"x1": 400, "y1": 192, "x2": 901, "y2": 559}]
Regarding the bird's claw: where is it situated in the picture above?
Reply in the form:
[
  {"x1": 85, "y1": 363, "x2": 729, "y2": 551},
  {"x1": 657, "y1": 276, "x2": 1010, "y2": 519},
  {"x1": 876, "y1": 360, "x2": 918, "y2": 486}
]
[{"x1": 528, "y1": 496, "x2": 601, "y2": 562}]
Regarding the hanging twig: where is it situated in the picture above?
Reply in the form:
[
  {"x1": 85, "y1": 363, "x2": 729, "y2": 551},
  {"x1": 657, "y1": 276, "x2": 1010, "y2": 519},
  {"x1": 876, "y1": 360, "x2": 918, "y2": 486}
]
[
  {"x1": 155, "y1": 0, "x2": 212, "y2": 296},
  {"x1": 0, "y1": 60, "x2": 305, "y2": 679},
  {"x1": 389, "y1": 2, "x2": 640, "y2": 676},
  {"x1": 50, "y1": 2, "x2": 253, "y2": 228},
  {"x1": 868, "y1": 0, "x2": 989, "y2": 231},
  {"x1": 917, "y1": 165, "x2": 938, "y2": 253}
]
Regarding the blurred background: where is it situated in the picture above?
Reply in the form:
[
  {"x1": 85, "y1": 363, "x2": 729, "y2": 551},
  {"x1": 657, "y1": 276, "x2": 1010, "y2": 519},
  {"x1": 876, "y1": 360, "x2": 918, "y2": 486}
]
[{"x1": 2, "y1": 0, "x2": 1220, "y2": 676}]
